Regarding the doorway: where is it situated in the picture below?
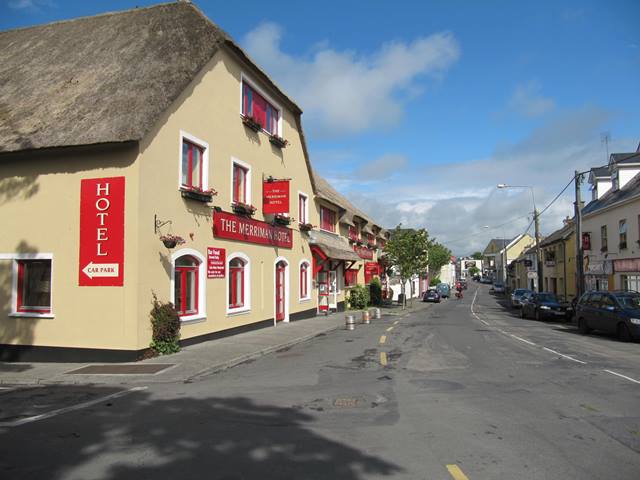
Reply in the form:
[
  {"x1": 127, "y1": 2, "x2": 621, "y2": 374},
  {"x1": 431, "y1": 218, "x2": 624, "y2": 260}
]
[
  {"x1": 275, "y1": 259, "x2": 288, "y2": 322},
  {"x1": 329, "y1": 270, "x2": 338, "y2": 310}
]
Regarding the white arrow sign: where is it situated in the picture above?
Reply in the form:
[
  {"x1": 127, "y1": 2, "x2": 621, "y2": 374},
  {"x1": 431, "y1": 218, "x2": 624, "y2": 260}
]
[{"x1": 82, "y1": 262, "x2": 120, "y2": 279}]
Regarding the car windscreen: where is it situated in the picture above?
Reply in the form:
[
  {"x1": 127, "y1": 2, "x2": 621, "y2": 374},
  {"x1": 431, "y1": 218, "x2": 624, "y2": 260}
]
[
  {"x1": 536, "y1": 293, "x2": 557, "y2": 303},
  {"x1": 514, "y1": 289, "x2": 528, "y2": 295},
  {"x1": 616, "y1": 293, "x2": 640, "y2": 309}
]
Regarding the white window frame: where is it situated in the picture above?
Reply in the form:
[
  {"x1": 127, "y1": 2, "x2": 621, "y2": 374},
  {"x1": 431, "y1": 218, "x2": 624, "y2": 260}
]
[
  {"x1": 298, "y1": 259, "x2": 312, "y2": 302},
  {"x1": 298, "y1": 191, "x2": 309, "y2": 225},
  {"x1": 1, "y1": 252, "x2": 55, "y2": 319},
  {"x1": 226, "y1": 252, "x2": 251, "y2": 316},
  {"x1": 230, "y1": 157, "x2": 252, "y2": 207},
  {"x1": 170, "y1": 248, "x2": 207, "y2": 323},
  {"x1": 179, "y1": 131, "x2": 210, "y2": 191},
  {"x1": 239, "y1": 72, "x2": 284, "y2": 137}
]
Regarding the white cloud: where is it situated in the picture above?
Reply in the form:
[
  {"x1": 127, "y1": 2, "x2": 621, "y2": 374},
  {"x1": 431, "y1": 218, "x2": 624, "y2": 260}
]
[
  {"x1": 352, "y1": 154, "x2": 408, "y2": 181},
  {"x1": 243, "y1": 23, "x2": 460, "y2": 137},
  {"x1": 508, "y1": 80, "x2": 555, "y2": 118},
  {"x1": 327, "y1": 106, "x2": 624, "y2": 255},
  {"x1": 8, "y1": 0, "x2": 53, "y2": 11}
]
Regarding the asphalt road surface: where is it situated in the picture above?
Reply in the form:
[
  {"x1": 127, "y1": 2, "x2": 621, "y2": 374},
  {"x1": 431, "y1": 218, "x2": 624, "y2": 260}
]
[{"x1": 1, "y1": 284, "x2": 639, "y2": 479}]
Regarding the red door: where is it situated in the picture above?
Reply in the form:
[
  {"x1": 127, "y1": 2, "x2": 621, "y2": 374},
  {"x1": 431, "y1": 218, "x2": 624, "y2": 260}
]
[{"x1": 275, "y1": 261, "x2": 286, "y2": 321}]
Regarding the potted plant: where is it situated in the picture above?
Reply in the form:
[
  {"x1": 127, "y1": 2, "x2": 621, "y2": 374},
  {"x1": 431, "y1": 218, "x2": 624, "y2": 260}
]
[
  {"x1": 273, "y1": 214, "x2": 292, "y2": 226},
  {"x1": 242, "y1": 115, "x2": 262, "y2": 132},
  {"x1": 299, "y1": 222, "x2": 314, "y2": 232},
  {"x1": 269, "y1": 134, "x2": 288, "y2": 148},
  {"x1": 160, "y1": 234, "x2": 185, "y2": 249},
  {"x1": 231, "y1": 201, "x2": 257, "y2": 216},
  {"x1": 180, "y1": 186, "x2": 217, "y2": 202}
]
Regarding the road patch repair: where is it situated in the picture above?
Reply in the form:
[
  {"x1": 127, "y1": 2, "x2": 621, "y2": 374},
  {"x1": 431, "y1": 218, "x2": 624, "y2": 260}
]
[{"x1": 65, "y1": 364, "x2": 175, "y2": 375}]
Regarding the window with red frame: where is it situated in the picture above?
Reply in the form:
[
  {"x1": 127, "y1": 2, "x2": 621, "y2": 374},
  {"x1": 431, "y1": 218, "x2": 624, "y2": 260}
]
[
  {"x1": 181, "y1": 140, "x2": 204, "y2": 190},
  {"x1": 242, "y1": 82, "x2": 279, "y2": 135},
  {"x1": 320, "y1": 206, "x2": 336, "y2": 232},
  {"x1": 300, "y1": 262, "x2": 309, "y2": 298},
  {"x1": 345, "y1": 269, "x2": 358, "y2": 287},
  {"x1": 174, "y1": 256, "x2": 199, "y2": 317},
  {"x1": 16, "y1": 259, "x2": 51, "y2": 314},
  {"x1": 298, "y1": 194, "x2": 308, "y2": 224},
  {"x1": 233, "y1": 163, "x2": 248, "y2": 205},
  {"x1": 229, "y1": 258, "x2": 246, "y2": 308},
  {"x1": 348, "y1": 226, "x2": 358, "y2": 241},
  {"x1": 367, "y1": 234, "x2": 375, "y2": 245}
]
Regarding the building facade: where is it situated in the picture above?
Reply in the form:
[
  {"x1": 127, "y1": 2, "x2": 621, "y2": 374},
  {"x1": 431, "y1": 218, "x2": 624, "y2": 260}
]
[{"x1": 539, "y1": 220, "x2": 576, "y2": 301}]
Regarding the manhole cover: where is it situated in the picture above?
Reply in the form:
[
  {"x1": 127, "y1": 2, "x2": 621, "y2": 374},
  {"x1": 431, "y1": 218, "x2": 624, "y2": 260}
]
[
  {"x1": 333, "y1": 398, "x2": 359, "y2": 408},
  {"x1": 66, "y1": 364, "x2": 174, "y2": 375}
]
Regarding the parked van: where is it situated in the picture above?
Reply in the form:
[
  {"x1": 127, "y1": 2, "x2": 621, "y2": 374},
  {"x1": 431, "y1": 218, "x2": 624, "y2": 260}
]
[{"x1": 436, "y1": 283, "x2": 450, "y2": 298}]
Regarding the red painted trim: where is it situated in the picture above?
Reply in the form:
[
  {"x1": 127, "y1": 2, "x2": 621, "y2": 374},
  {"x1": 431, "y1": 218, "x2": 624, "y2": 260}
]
[
  {"x1": 17, "y1": 260, "x2": 52, "y2": 313},
  {"x1": 213, "y1": 211, "x2": 293, "y2": 249}
]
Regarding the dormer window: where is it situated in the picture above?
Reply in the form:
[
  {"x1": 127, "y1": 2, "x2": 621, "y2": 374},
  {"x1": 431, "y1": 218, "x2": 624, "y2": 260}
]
[{"x1": 242, "y1": 81, "x2": 280, "y2": 136}]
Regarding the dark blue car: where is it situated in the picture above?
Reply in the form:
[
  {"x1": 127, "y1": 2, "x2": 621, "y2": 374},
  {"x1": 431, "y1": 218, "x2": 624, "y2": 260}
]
[
  {"x1": 520, "y1": 292, "x2": 572, "y2": 321},
  {"x1": 575, "y1": 291, "x2": 640, "y2": 341}
]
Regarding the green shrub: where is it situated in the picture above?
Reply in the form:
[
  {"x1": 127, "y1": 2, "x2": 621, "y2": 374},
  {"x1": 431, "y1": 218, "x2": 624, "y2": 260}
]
[
  {"x1": 429, "y1": 276, "x2": 441, "y2": 287},
  {"x1": 348, "y1": 284, "x2": 370, "y2": 310},
  {"x1": 369, "y1": 277, "x2": 382, "y2": 306},
  {"x1": 149, "y1": 293, "x2": 181, "y2": 355}
]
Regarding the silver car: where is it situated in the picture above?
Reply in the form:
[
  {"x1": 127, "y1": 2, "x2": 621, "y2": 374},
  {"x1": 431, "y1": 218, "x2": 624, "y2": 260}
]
[{"x1": 511, "y1": 288, "x2": 533, "y2": 308}]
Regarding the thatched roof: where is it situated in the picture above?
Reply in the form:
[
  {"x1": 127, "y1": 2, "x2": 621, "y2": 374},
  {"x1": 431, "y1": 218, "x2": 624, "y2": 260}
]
[{"x1": 0, "y1": 1, "x2": 301, "y2": 153}]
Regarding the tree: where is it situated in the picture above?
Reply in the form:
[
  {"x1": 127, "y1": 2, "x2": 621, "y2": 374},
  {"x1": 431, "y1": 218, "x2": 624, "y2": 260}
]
[
  {"x1": 427, "y1": 241, "x2": 452, "y2": 279},
  {"x1": 471, "y1": 251, "x2": 483, "y2": 260},
  {"x1": 383, "y1": 226, "x2": 430, "y2": 309},
  {"x1": 468, "y1": 266, "x2": 480, "y2": 277}
]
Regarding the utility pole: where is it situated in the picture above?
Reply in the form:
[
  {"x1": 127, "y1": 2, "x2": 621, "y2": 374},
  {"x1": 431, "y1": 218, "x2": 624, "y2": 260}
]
[
  {"x1": 534, "y1": 208, "x2": 542, "y2": 292},
  {"x1": 574, "y1": 170, "x2": 584, "y2": 298}
]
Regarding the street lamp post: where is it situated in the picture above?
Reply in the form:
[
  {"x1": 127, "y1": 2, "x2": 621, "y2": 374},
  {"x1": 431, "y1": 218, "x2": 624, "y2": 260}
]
[{"x1": 497, "y1": 184, "x2": 542, "y2": 292}]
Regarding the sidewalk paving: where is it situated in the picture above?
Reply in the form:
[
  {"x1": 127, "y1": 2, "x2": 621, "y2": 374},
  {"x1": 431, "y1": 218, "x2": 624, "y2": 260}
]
[{"x1": 0, "y1": 301, "x2": 429, "y2": 386}]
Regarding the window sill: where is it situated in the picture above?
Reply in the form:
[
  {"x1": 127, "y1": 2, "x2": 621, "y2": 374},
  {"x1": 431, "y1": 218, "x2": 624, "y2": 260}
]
[
  {"x1": 10, "y1": 312, "x2": 55, "y2": 319},
  {"x1": 299, "y1": 297, "x2": 312, "y2": 303},
  {"x1": 180, "y1": 314, "x2": 207, "y2": 324},
  {"x1": 180, "y1": 188, "x2": 214, "y2": 203},
  {"x1": 319, "y1": 227, "x2": 337, "y2": 235},
  {"x1": 227, "y1": 307, "x2": 251, "y2": 317}
]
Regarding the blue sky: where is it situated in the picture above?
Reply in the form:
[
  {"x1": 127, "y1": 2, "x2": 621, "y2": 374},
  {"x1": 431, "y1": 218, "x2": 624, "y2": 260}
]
[{"x1": 3, "y1": 0, "x2": 639, "y2": 254}]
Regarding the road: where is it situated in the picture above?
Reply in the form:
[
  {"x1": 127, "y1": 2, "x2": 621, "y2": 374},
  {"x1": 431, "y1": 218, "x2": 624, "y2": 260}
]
[{"x1": 1, "y1": 284, "x2": 639, "y2": 479}]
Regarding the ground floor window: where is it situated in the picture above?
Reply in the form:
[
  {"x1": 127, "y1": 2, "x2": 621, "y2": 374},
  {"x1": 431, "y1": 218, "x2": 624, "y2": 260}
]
[
  {"x1": 227, "y1": 253, "x2": 250, "y2": 314},
  {"x1": 585, "y1": 275, "x2": 608, "y2": 292},
  {"x1": 16, "y1": 259, "x2": 52, "y2": 314},
  {"x1": 621, "y1": 274, "x2": 640, "y2": 292},
  {"x1": 299, "y1": 261, "x2": 310, "y2": 300},
  {"x1": 345, "y1": 269, "x2": 358, "y2": 287},
  {"x1": 174, "y1": 256, "x2": 199, "y2": 317}
]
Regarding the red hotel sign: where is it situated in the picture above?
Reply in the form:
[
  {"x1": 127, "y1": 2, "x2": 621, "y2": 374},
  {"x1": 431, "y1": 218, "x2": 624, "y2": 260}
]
[
  {"x1": 213, "y1": 211, "x2": 292, "y2": 248},
  {"x1": 354, "y1": 245, "x2": 374, "y2": 260},
  {"x1": 263, "y1": 180, "x2": 290, "y2": 214},
  {"x1": 364, "y1": 262, "x2": 380, "y2": 275},
  {"x1": 207, "y1": 247, "x2": 226, "y2": 279},
  {"x1": 79, "y1": 176, "x2": 125, "y2": 286}
]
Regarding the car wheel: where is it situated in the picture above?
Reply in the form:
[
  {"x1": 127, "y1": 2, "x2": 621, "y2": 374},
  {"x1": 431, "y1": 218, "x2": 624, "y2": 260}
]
[
  {"x1": 617, "y1": 323, "x2": 632, "y2": 342},
  {"x1": 578, "y1": 317, "x2": 591, "y2": 334}
]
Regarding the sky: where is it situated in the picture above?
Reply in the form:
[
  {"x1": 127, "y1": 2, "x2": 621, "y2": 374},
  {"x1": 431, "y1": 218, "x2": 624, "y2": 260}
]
[{"x1": 3, "y1": 0, "x2": 639, "y2": 255}]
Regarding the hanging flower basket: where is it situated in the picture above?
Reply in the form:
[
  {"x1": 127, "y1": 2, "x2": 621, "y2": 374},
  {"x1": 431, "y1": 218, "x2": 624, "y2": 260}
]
[
  {"x1": 231, "y1": 201, "x2": 257, "y2": 216},
  {"x1": 273, "y1": 214, "x2": 292, "y2": 226},
  {"x1": 299, "y1": 222, "x2": 314, "y2": 232},
  {"x1": 160, "y1": 234, "x2": 185, "y2": 249},
  {"x1": 269, "y1": 134, "x2": 289, "y2": 148},
  {"x1": 180, "y1": 187, "x2": 217, "y2": 202},
  {"x1": 242, "y1": 115, "x2": 262, "y2": 132}
]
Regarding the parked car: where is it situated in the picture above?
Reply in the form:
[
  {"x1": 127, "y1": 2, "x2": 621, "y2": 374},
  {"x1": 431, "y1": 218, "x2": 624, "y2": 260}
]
[
  {"x1": 423, "y1": 289, "x2": 441, "y2": 303},
  {"x1": 575, "y1": 290, "x2": 640, "y2": 341},
  {"x1": 436, "y1": 283, "x2": 450, "y2": 299},
  {"x1": 520, "y1": 292, "x2": 572, "y2": 321},
  {"x1": 492, "y1": 283, "x2": 505, "y2": 294},
  {"x1": 481, "y1": 277, "x2": 492, "y2": 284},
  {"x1": 510, "y1": 288, "x2": 533, "y2": 308}
]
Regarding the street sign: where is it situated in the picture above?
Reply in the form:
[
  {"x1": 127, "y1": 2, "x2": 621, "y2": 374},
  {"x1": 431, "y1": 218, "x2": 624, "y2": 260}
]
[{"x1": 79, "y1": 176, "x2": 125, "y2": 286}]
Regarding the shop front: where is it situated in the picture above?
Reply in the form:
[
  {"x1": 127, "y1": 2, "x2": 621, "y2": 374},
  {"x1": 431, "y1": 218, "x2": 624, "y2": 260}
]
[
  {"x1": 584, "y1": 256, "x2": 612, "y2": 291},
  {"x1": 614, "y1": 258, "x2": 640, "y2": 291}
]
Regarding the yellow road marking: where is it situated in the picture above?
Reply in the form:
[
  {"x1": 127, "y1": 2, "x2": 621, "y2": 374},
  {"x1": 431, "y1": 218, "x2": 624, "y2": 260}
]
[
  {"x1": 380, "y1": 352, "x2": 388, "y2": 366},
  {"x1": 446, "y1": 464, "x2": 470, "y2": 480},
  {"x1": 379, "y1": 335, "x2": 387, "y2": 344},
  {"x1": 386, "y1": 326, "x2": 394, "y2": 332},
  {"x1": 393, "y1": 320, "x2": 399, "y2": 325}
]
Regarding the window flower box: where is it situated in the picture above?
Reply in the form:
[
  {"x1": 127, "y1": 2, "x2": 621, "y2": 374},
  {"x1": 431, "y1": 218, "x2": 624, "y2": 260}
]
[
  {"x1": 232, "y1": 201, "x2": 257, "y2": 216},
  {"x1": 269, "y1": 134, "x2": 288, "y2": 148},
  {"x1": 180, "y1": 187, "x2": 217, "y2": 202},
  {"x1": 160, "y1": 234, "x2": 186, "y2": 249},
  {"x1": 273, "y1": 214, "x2": 292, "y2": 226},
  {"x1": 242, "y1": 115, "x2": 262, "y2": 132},
  {"x1": 299, "y1": 222, "x2": 314, "y2": 232}
]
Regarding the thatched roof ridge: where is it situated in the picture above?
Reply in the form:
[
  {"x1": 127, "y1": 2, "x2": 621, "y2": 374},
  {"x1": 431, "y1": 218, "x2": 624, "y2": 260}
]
[{"x1": 0, "y1": 1, "x2": 301, "y2": 153}]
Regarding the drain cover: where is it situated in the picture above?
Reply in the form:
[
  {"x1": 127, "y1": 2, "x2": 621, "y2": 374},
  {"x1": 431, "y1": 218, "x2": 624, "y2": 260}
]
[
  {"x1": 66, "y1": 364, "x2": 174, "y2": 375},
  {"x1": 333, "y1": 398, "x2": 359, "y2": 408}
]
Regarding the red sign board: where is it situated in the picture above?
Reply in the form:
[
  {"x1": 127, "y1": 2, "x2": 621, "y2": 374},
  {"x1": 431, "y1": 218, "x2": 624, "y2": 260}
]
[
  {"x1": 79, "y1": 176, "x2": 125, "y2": 286},
  {"x1": 582, "y1": 232, "x2": 591, "y2": 251},
  {"x1": 263, "y1": 180, "x2": 290, "y2": 214},
  {"x1": 213, "y1": 211, "x2": 293, "y2": 248},
  {"x1": 354, "y1": 245, "x2": 374, "y2": 260},
  {"x1": 364, "y1": 262, "x2": 380, "y2": 275},
  {"x1": 207, "y1": 247, "x2": 226, "y2": 278},
  {"x1": 614, "y1": 258, "x2": 640, "y2": 272}
]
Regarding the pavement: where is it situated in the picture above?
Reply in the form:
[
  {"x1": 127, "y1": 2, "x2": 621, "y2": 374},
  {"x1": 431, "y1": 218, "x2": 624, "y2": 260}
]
[{"x1": 0, "y1": 300, "x2": 428, "y2": 386}]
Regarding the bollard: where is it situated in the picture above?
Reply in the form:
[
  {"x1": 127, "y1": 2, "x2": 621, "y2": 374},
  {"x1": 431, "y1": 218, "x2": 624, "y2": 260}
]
[
  {"x1": 362, "y1": 310, "x2": 370, "y2": 324},
  {"x1": 345, "y1": 314, "x2": 356, "y2": 331},
  {"x1": 373, "y1": 307, "x2": 381, "y2": 319}
]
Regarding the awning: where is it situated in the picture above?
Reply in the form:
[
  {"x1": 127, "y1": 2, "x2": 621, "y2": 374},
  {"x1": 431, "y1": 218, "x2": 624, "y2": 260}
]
[{"x1": 308, "y1": 230, "x2": 361, "y2": 261}]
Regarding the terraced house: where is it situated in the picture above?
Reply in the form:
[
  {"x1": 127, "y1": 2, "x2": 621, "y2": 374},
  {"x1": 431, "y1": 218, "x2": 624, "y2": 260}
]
[{"x1": 0, "y1": 2, "x2": 386, "y2": 361}]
